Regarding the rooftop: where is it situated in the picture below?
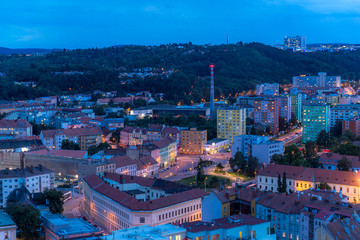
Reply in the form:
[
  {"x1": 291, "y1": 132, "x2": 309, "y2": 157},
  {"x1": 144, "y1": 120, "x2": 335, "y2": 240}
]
[
  {"x1": 181, "y1": 215, "x2": 267, "y2": 233},
  {"x1": 101, "y1": 224, "x2": 186, "y2": 240},
  {"x1": 0, "y1": 165, "x2": 54, "y2": 179},
  {"x1": 83, "y1": 173, "x2": 205, "y2": 211},
  {"x1": 0, "y1": 212, "x2": 16, "y2": 227},
  {"x1": 205, "y1": 138, "x2": 228, "y2": 144},
  {"x1": 26, "y1": 149, "x2": 88, "y2": 159}
]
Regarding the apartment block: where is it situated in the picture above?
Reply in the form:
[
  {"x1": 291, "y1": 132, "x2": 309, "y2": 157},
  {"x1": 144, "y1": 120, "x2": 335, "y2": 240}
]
[
  {"x1": 0, "y1": 165, "x2": 54, "y2": 207},
  {"x1": 179, "y1": 128, "x2": 207, "y2": 154},
  {"x1": 82, "y1": 173, "x2": 205, "y2": 232},
  {"x1": 330, "y1": 104, "x2": 360, "y2": 127},
  {"x1": 256, "y1": 83, "x2": 279, "y2": 96},
  {"x1": 302, "y1": 104, "x2": 330, "y2": 143},
  {"x1": 0, "y1": 119, "x2": 33, "y2": 137},
  {"x1": 292, "y1": 72, "x2": 341, "y2": 89},
  {"x1": 217, "y1": 106, "x2": 246, "y2": 144},
  {"x1": 342, "y1": 116, "x2": 360, "y2": 137},
  {"x1": 40, "y1": 127, "x2": 102, "y2": 150},
  {"x1": 254, "y1": 99, "x2": 279, "y2": 135}
]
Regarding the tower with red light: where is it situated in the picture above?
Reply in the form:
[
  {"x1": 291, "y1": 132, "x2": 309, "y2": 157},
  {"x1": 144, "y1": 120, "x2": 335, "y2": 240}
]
[{"x1": 210, "y1": 64, "x2": 215, "y2": 120}]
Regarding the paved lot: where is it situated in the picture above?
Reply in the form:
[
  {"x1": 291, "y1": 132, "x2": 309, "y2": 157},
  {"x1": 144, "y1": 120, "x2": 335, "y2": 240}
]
[{"x1": 63, "y1": 192, "x2": 83, "y2": 219}]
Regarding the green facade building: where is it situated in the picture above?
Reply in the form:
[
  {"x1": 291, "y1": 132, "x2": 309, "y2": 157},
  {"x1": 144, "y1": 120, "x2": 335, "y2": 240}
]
[{"x1": 302, "y1": 104, "x2": 330, "y2": 143}]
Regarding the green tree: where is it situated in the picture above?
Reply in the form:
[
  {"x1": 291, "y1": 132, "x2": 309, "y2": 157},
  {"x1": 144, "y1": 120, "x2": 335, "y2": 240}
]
[
  {"x1": 282, "y1": 172, "x2": 287, "y2": 193},
  {"x1": 270, "y1": 154, "x2": 287, "y2": 165},
  {"x1": 215, "y1": 162, "x2": 225, "y2": 173},
  {"x1": 6, "y1": 203, "x2": 41, "y2": 239},
  {"x1": 246, "y1": 156, "x2": 260, "y2": 177},
  {"x1": 333, "y1": 143, "x2": 360, "y2": 156},
  {"x1": 279, "y1": 116, "x2": 287, "y2": 132},
  {"x1": 317, "y1": 130, "x2": 332, "y2": 149},
  {"x1": 93, "y1": 106, "x2": 105, "y2": 116},
  {"x1": 283, "y1": 145, "x2": 304, "y2": 166},
  {"x1": 277, "y1": 174, "x2": 282, "y2": 193},
  {"x1": 133, "y1": 98, "x2": 147, "y2": 108},
  {"x1": 229, "y1": 152, "x2": 246, "y2": 172},
  {"x1": 343, "y1": 129, "x2": 356, "y2": 142},
  {"x1": 61, "y1": 139, "x2": 80, "y2": 150},
  {"x1": 303, "y1": 141, "x2": 320, "y2": 168},
  {"x1": 331, "y1": 120, "x2": 343, "y2": 138},
  {"x1": 88, "y1": 142, "x2": 110, "y2": 156},
  {"x1": 195, "y1": 162, "x2": 205, "y2": 187},
  {"x1": 290, "y1": 112, "x2": 298, "y2": 126},
  {"x1": 337, "y1": 157, "x2": 352, "y2": 171},
  {"x1": 41, "y1": 189, "x2": 64, "y2": 214},
  {"x1": 317, "y1": 182, "x2": 331, "y2": 190}
]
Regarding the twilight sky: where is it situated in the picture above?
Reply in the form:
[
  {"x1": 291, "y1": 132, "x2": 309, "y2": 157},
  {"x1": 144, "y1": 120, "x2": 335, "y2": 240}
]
[{"x1": 1, "y1": 0, "x2": 360, "y2": 49}]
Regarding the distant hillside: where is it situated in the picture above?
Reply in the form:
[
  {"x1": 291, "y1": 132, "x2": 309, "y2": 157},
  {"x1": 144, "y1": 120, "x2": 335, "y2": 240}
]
[
  {"x1": 0, "y1": 47, "x2": 60, "y2": 55},
  {"x1": 0, "y1": 42, "x2": 360, "y2": 103}
]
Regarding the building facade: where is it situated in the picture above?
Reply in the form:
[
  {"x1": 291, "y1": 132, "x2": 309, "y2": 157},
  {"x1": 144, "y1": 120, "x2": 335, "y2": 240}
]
[
  {"x1": 254, "y1": 99, "x2": 279, "y2": 135},
  {"x1": 256, "y1": 83, "x2": 279, "y2": 96},
  {"x1": 284, "y1": 35, "x2": 306, "y2": 50},
  {"x1": 292, "y1": 72, "x2": 341, "y2": 89},
  {"x1": 179, "y1": 128, "x2": 207, "y2": 154},
  {"x1": 82, "y1": 173, "x2": 205, "y2": 232},
  {"x1": 217, "y1": 106, "x2": 246, "y2": 144},
  {"x1": 0, "y1": 119, "x2": 33, "y2": 137},
  {"x1": 302, "y1": 104, "x2": 330, "y2": 143},
  {"x1": 0, "y1": 165, "x2": 54, "y2": 207}
]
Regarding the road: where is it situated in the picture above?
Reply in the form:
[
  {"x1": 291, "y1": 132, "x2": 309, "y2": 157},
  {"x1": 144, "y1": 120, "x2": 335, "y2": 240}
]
[
  {"x1": 159, "y1": 152, "x2": 231, "y2": 179},
  {"x1": 274, "y1": 127, "x2": 302, "y2": 146},
  {"x1": 63, "y1": 192, "x2": 83, "y2": 219}
]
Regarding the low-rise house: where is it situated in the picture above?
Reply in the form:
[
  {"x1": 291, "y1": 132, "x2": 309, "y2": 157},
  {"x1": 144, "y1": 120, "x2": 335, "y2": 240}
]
[
  {"x1": 153, "y1": 138, "x2": 176, "y2": 168},
  {"x1": 0, "y1": 165, "x2": 54, "y2": 207},
  {"x1": 257, "y1": 164, "x2": 360, "y2": 203},
  {"x1": 203, "y1": 138, "x2": 230, "y2": 154},
  {"x1": 182, "y1": 215, "x2": 276, "y2": 240},
  {"x1": 319, "y1": 152, "x2": 360, "y2": 171},
  {"x1": 40, "y1": 127, "x2": 102, "y2": 150},
  {"x1": 0, "y1": 212, "x2": 17, "y2": 240},
  {"x1": 82, "y1": 173, "x2": 205, "y2": 232},
  {"x1": 0, "y1": 119, "x2": 33, "y2": 137}
]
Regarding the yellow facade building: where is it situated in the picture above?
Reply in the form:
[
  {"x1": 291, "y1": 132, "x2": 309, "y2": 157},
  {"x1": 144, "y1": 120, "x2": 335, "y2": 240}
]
[{"x1": 217, "y1": 106, "x2": 246, "y2": 144}]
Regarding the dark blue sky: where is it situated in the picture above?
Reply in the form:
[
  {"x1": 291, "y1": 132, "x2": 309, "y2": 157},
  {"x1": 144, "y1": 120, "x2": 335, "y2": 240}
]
[{"x1": 1, "y1": 0, "x2": 360, "y2": 49}]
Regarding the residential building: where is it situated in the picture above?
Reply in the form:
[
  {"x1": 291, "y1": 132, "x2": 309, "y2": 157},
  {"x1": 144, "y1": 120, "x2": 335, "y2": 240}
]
[
  {"x1": 0, "y1": 165, "x2": 54, "y2": 207},
  {"x1": 0, "y1": 119, "x2": 33, "y2": 137},
  {"x1": 252, "y1": 140, "x2": 283, "y2": 165},
  {"x1": 254, "y1": 99, "x2": 279, "y2": 135},
  {"x1": 129, "y1": 107, "x2": 153, "y2": 119},
  {"x1": 41, "y1": 211, "x2": 101, "y2": 240},
  {"x1": 102, "y1": 224, "x2": 186, "y2": 240},
  {"x1": 231, "y1": 135, "x2": 270, "y2": 159},
  {"x1": 256, "y1": 189, "x2": 351, "y2": 240},
  {"x1": 256, "y1": 164, "x2": 360, "y2": 203},
  {"x1": 217, "y1": 106, "x2": 246, "y2": 144},
  {"x1": 319, "y1": 152, "x2": 360, "y2": 171},
  {"x1": 302, "y1": 104, "x2": 330, "y2": 143},
  {"x1": 101, "y1": 118, "x2": 124, "y2": 130},
  {"x1": 285, "y1": 93, "x2": 303, "y2": 122},
  {"x1": 40, "y1": 127, "x2": 102, "y2": 150},
  {"x1": 315, "y1": 217, "x2": 360, "y2": 240},
  {"x1": 292, "y1": 72, "x2": 341, "y2": 89},
  {"x1": 284, "y1": 35, "x2": 306, "y2": 50},
  {"x1": 153, "y1": 138, "x2": 176, "y2": 167},
  {"x1": 343, "y1": 116, "x2": 360, "y2": 137},
  {"x1": 78, "y1": 160, "x2": 116, "y2": 179},
  {"x1": 256, "y1": 83, "x2": 279, "y2": 96},
  {"x1": 277, "y1": 96, "x2": 292, "y2": 122},
  {"x1": 330, "y1": 104, "x2": 360, "y2": 127},
  {"x1": 203, "y1": 138, "x2": 230, "y2": 154},
  {"x1": 82, "y1": 173, "x2": 205, "y2": 232},
  {"x1": 202, "y1": 188, "x2": 264, "y2": 222},
  {"x1": 120, "y1": 127, "x2": 147, "y2": 146},
  {"x1": 183, "y1": 215, "x2": 276, "y2": 240},
  {"x1": 179, "y1": 128, "x2": 207, "y2": 154},
  {"x1": 0, "y1": 212, "x2": 16, "y2": 240}
]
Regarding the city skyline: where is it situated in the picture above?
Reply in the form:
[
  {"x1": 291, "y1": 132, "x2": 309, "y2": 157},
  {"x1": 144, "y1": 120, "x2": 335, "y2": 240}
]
[{"x1": 2, "y1": 0, "x2": 360, "y2": 49}]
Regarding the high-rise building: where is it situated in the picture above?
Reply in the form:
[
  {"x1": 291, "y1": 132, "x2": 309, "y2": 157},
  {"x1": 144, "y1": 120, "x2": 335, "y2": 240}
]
[
  {"x1": 179, "y1": 128, "x2": 207, "y2": 154},
  {"x1": 284, "y1": 35, "x2": 306, "y2": 51},
  {"x1": 255, "y1": 83, "x2": 279, "y2": 96},
  {"x1": 285, "y1": 93, "x2": 303, "y2": 122},
  {"x1": 292, "y1": 72, "x2": 341, "y2": 89},
  {"x1": 302, "y1": 104, "x2": 330, "y2": 143},
  {"x1": 254, "y1": 99, "x2": 279, "y2": 135},
  {"x1": 277, "y1": 96, "x2": 292, "y2": 122},
  {"x1": 342, "y1": 116, "x2": 360, "y2": 137},
  {"x1": 217, "y1": 106, "x2": 246, "y2": 144},
  {"x1": 330, "y1": 104, "x2": 360, "y2": 127}
]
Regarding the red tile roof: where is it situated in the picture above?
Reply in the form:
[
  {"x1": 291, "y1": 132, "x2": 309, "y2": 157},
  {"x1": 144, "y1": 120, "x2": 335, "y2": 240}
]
[
  {"x1": 42, "y1": 127, "x2": 102, "y2": 138},
  {"x1": 258, "y1": 164, "x2": 360, "y2": 187},
  {"x1": 83, "y1": 173, "x2": 205, "y2": 211},
  {"x1": 0, "y1": 119, "x2": 32, "y2": 128},
  {"x1": 111, "y1": 156, "x2": 137, "y2": 168},
  {"x1": 152, "y1": 138, "x2": 174, "y2": 149},
  {"x1": 181, "y1": 214, "x2": 268, "y2": 233},
  {"x1": 161, "y1": 127, "x2": 180, "y2": 135},
  {"x1": 319, "y1": 152, "x2": 360, "y2": 168}
]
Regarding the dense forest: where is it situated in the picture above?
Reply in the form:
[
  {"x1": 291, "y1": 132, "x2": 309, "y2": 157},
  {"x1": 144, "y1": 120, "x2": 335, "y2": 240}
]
[{"x1": 1, "y1": 42, "x2": 360, "y2": 103}]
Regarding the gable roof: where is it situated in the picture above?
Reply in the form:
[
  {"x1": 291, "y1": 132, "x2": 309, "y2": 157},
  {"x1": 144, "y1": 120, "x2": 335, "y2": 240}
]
[
  {"x1": 26, "y1": 149, "x2": 87, "y2": 159},
  {"x1": 0, "y1": 119, "x2": 32, "y2": 128}
]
